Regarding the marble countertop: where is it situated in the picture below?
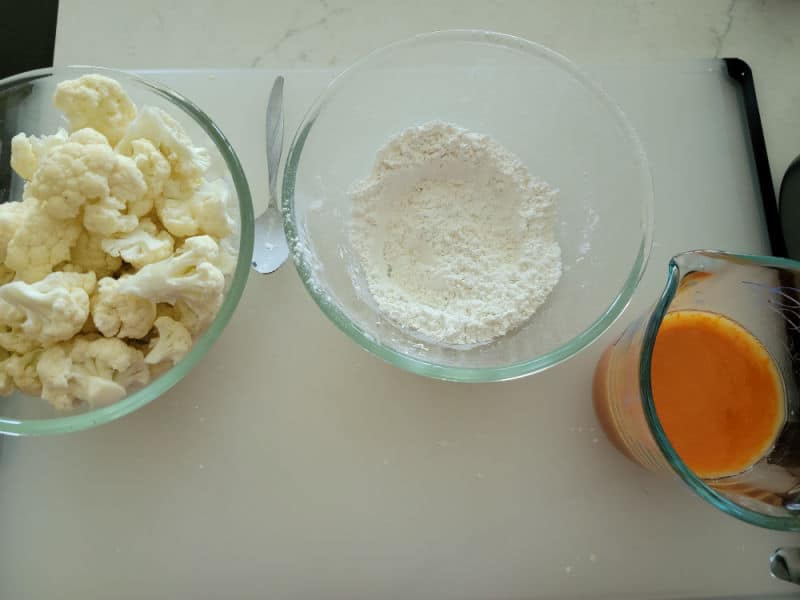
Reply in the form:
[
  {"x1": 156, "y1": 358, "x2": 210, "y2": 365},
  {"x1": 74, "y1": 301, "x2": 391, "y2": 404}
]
[
  {"x1": 45, "y1": 2, "x2": 800, "y2": 598},
  {"x1": 56, "y1": 0, "x2": 800, "y2": 190}
]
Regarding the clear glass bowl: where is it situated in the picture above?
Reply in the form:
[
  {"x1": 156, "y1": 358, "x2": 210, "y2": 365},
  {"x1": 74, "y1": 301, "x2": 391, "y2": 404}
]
[
  {"x1": 283, "y1": 30, "x2": 653, "y2": 382},
  {"x1": 0, "y1": 66, "x2": 254, "y2": 435}
]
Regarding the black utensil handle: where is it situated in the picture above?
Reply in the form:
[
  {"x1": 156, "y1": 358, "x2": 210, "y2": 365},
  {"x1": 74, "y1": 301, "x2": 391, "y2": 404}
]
[
  {"x1": 724, "y1": 58, "x2": 787, "y2": 258},
  {"x1": 726, "y1": 58, "x2": 800, "y2": 470}
]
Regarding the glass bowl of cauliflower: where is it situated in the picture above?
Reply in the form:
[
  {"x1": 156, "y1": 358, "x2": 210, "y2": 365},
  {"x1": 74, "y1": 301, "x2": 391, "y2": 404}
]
[{"x1": 0, "y1": 67, "x2": 254, "y2": 435}]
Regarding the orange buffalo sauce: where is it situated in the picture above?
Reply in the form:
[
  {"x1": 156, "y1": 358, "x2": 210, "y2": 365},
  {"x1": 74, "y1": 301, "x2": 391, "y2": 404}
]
[{"x1": 651, "y1": 310, "x2": 784, "y2": 479}]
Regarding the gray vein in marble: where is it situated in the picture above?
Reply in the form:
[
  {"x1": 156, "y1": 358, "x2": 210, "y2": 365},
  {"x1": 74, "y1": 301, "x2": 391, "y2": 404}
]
[
  {"x1": 714, "y1": 0, "x2": 737, "y2": 58},
  {"x1": 250, "y1": 4, "x2": 348, "y2": 66},
  {"x1": 266, "y1": 6, "x2": 349, "y2": 55},
  {"x1": 152, "y1": 7, "x2": 164, "y2": 32}
]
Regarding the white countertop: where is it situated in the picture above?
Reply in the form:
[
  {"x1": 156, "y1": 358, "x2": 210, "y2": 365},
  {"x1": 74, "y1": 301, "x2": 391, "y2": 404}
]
[
  {"x1": 39, "y1": 2, "x2": 800, "y2": 598},
  {"x1": 56, "y1": 0, "x2": 800, "y2": 192}
]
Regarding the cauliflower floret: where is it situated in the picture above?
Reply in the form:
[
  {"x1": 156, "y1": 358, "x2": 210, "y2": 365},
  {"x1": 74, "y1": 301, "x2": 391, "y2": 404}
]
[
  {"x1": 156, "y1": 178, "x2": 234, "y2": 239},
  {"x1": 82, "y1": 193, "x2": 140, "y2": 237},
  {"x1": 91, "y1": 277, "x2": 156, "y2": 339},
  {"x1": 53, "y1": 74, "x2": 137, "y2": 146},
  {"x1": 0, "y1": 201, "x2": 29, "y2": 254},
  {"x1": 117, "y1": 235, "x2": 224, "y2": 331},
  {"x1": 10, "y1": 129, "x2": 69, "y2": 180},
  {"x1": 109, "y1": 154, "x2": 149, "y2": 205},
  {"x1": 28, "y1": 131, "x2": 116, "y2": 220},
  {"x1": 216, "y1": 238, "x2": 237, "y2": 276},
  {"x1": 116, "y1": 106, "x2": 209, "y2": 198},
  {"x1": 6, "y1": 203, "x2": 82, "y2": 283},
  {"x1": 0, "y1": 303, "x2": 38, "y2": 354},
  {"x1": 38, "y1": 336, "x2": 149, "y2": 408},
  {"x1": 67, "y1": 230, "x2": 123, "y2": 279},
  {"x1": 0, "y1": 271, "x2": 95, "y2": 353},
  {"x1": 28, "y1": 130, "x2": 145, "y2": 235},
  {"x1": 0, "y1": 348, "x2": 14, "y2": 395},
  {"x1": 84, "y1": 152, "x2": 147, "y2": 236},
  {"x1": 126, "y1": 138, "x2": 171, "y2": 216},
  {"x1": 156, "y1": 301, "x2": 204, "y2": 336},
  {"x1": 145, "y1": 316, "x2": 191, "y2": 366},
  {"x1": 101, "y1": 218, "x2": 174, "y2": 269},
  {"x1": 67, "y1": 128, "x2": 110, "y2": 146},
  {"x1": 0, "y1": 200, "x2": 29, "y2": 283},
  {"x1": 6, "y1": 349, "x2": 43, "y2": 396}
]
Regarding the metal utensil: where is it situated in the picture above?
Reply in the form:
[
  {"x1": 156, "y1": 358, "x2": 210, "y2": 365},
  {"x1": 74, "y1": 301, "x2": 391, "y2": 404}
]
[
  {"x1": 252, "y1": 76, "x2": 288, "y2": 274},
  {"x1": 770, "y1": 547, "x2": 800, "y2": 585}
]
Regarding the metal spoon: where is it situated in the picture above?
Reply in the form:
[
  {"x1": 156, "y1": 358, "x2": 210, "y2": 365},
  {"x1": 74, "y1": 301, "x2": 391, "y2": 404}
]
[{"x1": 251, "y1": 76, "x2": 288, "y2": 274}]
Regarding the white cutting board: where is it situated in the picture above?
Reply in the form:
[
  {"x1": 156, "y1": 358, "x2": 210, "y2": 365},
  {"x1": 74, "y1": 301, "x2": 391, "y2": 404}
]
[{"x1": 1, "y1": 64, "x2": 798, "y2": 600}]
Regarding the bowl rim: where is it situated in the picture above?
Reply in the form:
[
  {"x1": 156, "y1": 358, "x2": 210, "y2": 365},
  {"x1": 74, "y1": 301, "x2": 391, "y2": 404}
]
[
  {"x1": 283, "y1": 29, "x2": 654, "y2": 382},
  {"x1": 0, "y1": 65, "x2": 254, "y2": 435}
]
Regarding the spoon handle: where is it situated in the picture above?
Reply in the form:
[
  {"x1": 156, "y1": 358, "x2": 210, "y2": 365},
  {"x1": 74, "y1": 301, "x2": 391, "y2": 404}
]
[{"x1": 266, "y1": 76, "x2": 284, "y2": 207}]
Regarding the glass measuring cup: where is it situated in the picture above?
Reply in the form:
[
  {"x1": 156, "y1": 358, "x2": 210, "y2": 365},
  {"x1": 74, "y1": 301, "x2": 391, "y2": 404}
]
[{"x1": 594, "y1": 250, "x2": 800, "y2": 531}]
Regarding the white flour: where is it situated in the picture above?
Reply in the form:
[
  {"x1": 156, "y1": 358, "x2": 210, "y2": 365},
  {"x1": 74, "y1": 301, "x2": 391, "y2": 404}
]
[{"x1": 349, "y1": 121, "x2": 561, "y2": 345}]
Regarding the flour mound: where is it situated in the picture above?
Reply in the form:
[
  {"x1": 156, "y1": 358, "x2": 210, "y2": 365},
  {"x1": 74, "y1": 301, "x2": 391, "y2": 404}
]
[{"x1": 350, "y1": 121, "x2": 561, "y2": 346}]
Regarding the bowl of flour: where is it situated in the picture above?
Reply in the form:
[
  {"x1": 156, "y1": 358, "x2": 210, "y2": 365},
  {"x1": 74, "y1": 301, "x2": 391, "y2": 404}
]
[{"x1": 283, "y1": 30, "x2": 653, "y2": 382}]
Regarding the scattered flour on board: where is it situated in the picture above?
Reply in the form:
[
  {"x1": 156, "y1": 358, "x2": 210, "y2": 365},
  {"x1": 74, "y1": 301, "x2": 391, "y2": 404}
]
[{"x1": 349, "y1": 121, "x2": 562, "y2": 345}]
